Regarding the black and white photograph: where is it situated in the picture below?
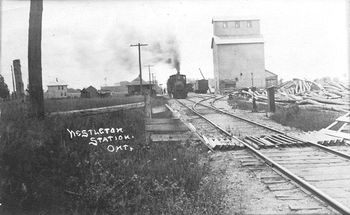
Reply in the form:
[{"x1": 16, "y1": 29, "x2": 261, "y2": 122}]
[{"x1": 0, "y1": 0, "x2": 349, "y2": 214}]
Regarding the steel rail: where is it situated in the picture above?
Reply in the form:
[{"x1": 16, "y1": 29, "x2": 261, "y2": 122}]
[
  {"x1": 176, "y1": 97, "x2": 350, "y2": 215},
  {"x1": 202, "y1": 95, "x2": 350, "y2": 160},
  {"x1": 177, "y1": 98, "x2": 231, "y2": 137}
]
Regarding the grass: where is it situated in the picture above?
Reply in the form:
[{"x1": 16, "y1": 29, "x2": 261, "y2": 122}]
[
  {"x1": 227, "y1": 95, "x2": 343, "y2": 131},
  {"x1": 0, "y1": 96, "x2": 225, "y2": 214},
  {"x1": 270, "y1": 105, "x2": 343, "y2": 131}
]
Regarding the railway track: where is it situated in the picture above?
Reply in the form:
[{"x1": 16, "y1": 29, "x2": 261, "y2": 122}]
[{"x1": 172, "y1": 95, "x2": 350, "y2": 215}]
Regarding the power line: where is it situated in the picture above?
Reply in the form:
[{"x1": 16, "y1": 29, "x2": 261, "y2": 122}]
[{"x1": 144, "y1": 64, "x2": 154, "y2": 85}]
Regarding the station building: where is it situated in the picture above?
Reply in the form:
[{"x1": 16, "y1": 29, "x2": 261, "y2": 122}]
[{"x1": 211, "y1": 17, "x2": 267, "y2": 92}]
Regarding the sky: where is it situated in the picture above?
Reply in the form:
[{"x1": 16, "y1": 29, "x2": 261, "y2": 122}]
[{"x1": 1, "y1": 0, "x2": 349, "y2": 91}]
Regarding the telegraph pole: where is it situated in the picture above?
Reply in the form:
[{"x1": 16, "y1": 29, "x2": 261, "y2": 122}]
[
  {"x1": 130, "y1": 43, "x2": 148, "y2": 95},
  {"x1": 152, "y1": 73, "x2": 155, "y2": 84},
  {"x1": 28, "y1": 0, "x2": 44, "y2": 118}
]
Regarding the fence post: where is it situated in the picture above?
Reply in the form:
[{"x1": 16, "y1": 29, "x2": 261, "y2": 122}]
[
  {"x1": 145, "y1": 93, "x2": 152, "y2": 118},
  {"x1": 267, "y1": 86, "x2": 276, "y2": 113}
]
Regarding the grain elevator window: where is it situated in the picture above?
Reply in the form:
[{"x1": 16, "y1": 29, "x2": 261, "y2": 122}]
[
  {"x1": 247, "y1": 21, "x2": 252, "y2": 28},
  {"x1": 235, "y1": 21, "x2": 240, "y2": 28},
  {"x1": 223, "y1": 22, "x2": 228, "y2": 28}
]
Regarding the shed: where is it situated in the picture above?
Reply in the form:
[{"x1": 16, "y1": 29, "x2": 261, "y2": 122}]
[
  {"x1": 81, "y1": 86, "x2": 99, "y2": 98},
  {"x1": 265, "y1": 70, "x2": 278, "y2": 88},
  {"x1": 127, "y1": 76, "x2": 154, "y2": 95}
]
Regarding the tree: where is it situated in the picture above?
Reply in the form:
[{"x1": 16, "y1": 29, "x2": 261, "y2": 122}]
[
  {"x1": 28, "y1": 0, "x2": 44, "y2": 118},
  {"x1": 0, "y1": 74, "x2": 10, "y2": 99}
]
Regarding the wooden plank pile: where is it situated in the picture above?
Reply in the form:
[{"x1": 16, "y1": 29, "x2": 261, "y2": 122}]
[
  {"x1": 243, "y1": 134, "x2": 304, "y2": 149},
  {"x1": 145, "y1": 118, "x2": 189, "y2": 132},
  {"x1": 145, "y1": 118, "x2": 191, "y2": 143},
  {"x1": 203, "y1": 136, "x2": 245, "y2": 150},
  {"x1": 238, "y1": 79, "x2": 350, "y2": 112},
  {"x1": 293, "y1": 131, "x2": 346, "y2": 146}
]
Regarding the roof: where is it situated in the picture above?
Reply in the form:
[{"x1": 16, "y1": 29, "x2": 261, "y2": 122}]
[
  {"x1": 86, "y1": 86, "x2": 97, "y2": 91},
  {"x1": 265, "y1": 70, "x2": 278, "y2": 77},
  {"x1": 212, "y1": 16, "x2": 260, "y2": 23},
  {"x1": 47, "y1": 80, "x2": 67, "y2": 86},
  {"x1": 127, "y1": 76, "x2": 149, "y2": 86},
  {"x1": 211, "y1": 36, "x2": 264, "y2": 48},
  {"x1": 101, "y1": 86, "x2": 128, "y2": 92}
]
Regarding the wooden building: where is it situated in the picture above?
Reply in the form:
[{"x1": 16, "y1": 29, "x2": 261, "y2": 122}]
[
  {"x1": 45, "y1": 79, "x2": 68, "y2": 99},
  {"x1": 81, "y1": 86, "x2": 99, "y2": 98},
  {"x1": 126, "y1": 76, "x2": 154, "y2": 95},
  {"x1": 265, "y1": 70, "x2": 278, "y2": 88}
]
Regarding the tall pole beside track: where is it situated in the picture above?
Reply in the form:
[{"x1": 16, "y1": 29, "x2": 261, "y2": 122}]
[
  {"x1": 28, "y1": 0, "x2": 44, "y2": 118},
  {"x1": 145, "y1": 65, "x2": 154, "y2": 86},
  {"x1": 130, "y1": 43, "x2": 148, "y2": 95}
]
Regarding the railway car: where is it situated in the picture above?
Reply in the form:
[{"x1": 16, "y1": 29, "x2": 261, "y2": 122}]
[
  {"x1": 194, "y1": 79, "x2": 209, "y2": 94},
  {"x1": 186, "y1": 83, "x2": 194, "y2": 93},
  {"x1": 167, "y1": 73, "x2": 187, "y2": 99}
]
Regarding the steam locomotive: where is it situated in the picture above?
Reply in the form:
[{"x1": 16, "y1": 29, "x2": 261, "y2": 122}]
[{"x1": 167, "y1": 72, "x2": 187, "y2": 99}]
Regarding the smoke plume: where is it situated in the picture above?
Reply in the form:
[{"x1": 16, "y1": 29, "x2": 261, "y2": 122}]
[
  {"x1": 147, "y1": 35, "x2": 181, "y2": 73},
  {"x1": 67, "y1": 24, "x2": 182, "y2": 87}
]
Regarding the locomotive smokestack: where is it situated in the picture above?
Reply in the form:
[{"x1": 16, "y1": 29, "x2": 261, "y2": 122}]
[
  {"x1": 173, "y1": 50, "x2": 180, "y2": 74},
  {"x1": 174, "y1": 58, "x2": 180, "y2": 74}
]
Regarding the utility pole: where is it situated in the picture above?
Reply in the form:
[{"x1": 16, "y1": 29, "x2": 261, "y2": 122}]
[
  {"x1": 251, "y1": 72, "x2": 254, "y2": 87},
  {"x1": 152, "y1": 73, "x2": 156, "y2": 84},
  {"x1": 28, "y1": 0, "x2": 44, "y2": 118},
  {"x1": 130, "y1": 43, "x2": 148, "y2": 95}
]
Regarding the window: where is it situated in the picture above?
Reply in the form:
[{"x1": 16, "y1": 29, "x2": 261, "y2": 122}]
[
  {"x1": 247, "y1": 21, "x2": 252, "y2": 28},
  {"x1": 61, "y1": 92, "x2": 63, "y2": 96},
  {"x1": 235, "y1": 21, "x2": 240, "y2": 28},
  {"x1": 64, "y1": 92, "x2": 66, "y2": 96},
  {"x1": 58, "y1": 86, "x2": 60, "y2": 90},
  {"x1": 223, "y1": 22, "x2": 228, "y2": 28}
]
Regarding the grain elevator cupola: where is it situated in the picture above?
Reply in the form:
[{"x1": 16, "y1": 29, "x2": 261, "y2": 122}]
[{"x1": 211, "y1": 16, "x2": 266, "y2": 93}]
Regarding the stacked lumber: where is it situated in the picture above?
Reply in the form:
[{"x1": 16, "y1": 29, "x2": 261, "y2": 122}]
[
  {"x1": 243, "y1": 134, "x2": 305, "y2": 149},
  {"x1": 236, "y1": 79, "x2": 350, "y2": 112},
  {"x1": 292, "y1": 131, "x2": 345, "y2": 146}
]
